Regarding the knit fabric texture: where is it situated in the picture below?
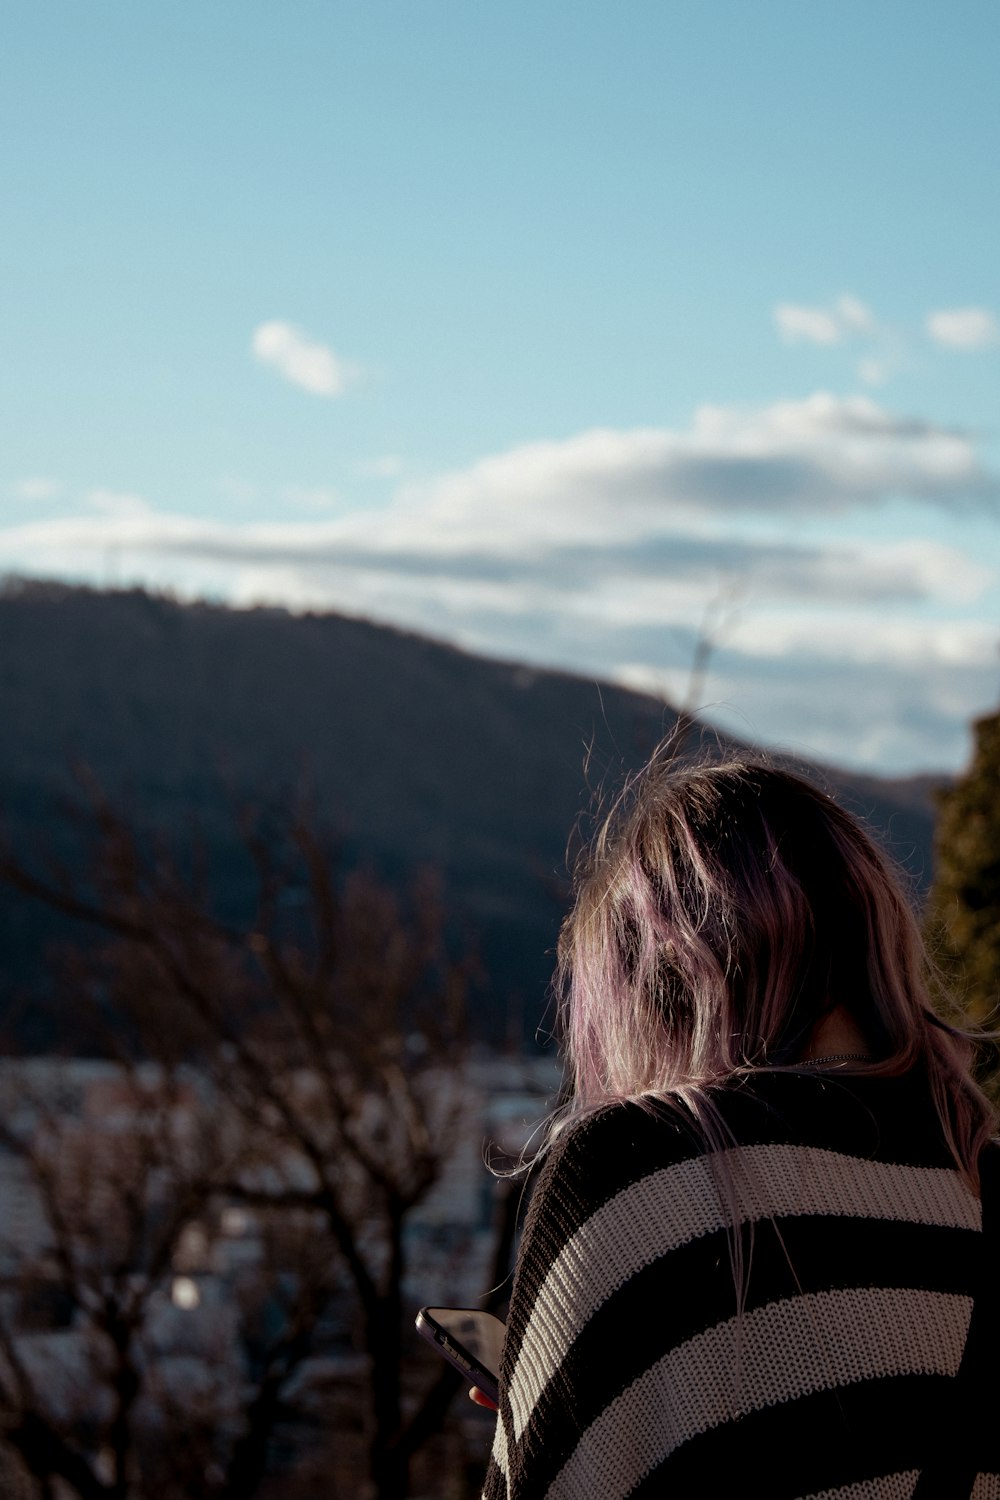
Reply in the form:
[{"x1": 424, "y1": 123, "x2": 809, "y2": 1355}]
[{"x1": 482, "y1": 1071, "x2": 999, "y2": 1500}]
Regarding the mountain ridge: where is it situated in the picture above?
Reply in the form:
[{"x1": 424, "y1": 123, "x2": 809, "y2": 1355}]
[{"x1": 0, "y1": 577, "x2": 946, "y2": 1044}]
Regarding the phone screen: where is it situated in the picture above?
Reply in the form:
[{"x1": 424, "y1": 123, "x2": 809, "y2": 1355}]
[{"x1": 415, "y1": 1307, "x2": 505, "y2": 1402}]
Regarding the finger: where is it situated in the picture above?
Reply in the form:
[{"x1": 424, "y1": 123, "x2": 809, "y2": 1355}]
[{"x1": 469, "y1": 1386, "x2": 499, "y2": 1411}]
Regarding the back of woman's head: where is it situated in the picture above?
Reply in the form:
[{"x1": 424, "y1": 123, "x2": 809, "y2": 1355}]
[{"x1": 557, "y1": 755, "x2": 994, "y2": 1181}]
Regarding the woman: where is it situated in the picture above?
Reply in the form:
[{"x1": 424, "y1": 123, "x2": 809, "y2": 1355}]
[{"x1": 480, "y1": 758, "x2": 998, "y2": 1499}]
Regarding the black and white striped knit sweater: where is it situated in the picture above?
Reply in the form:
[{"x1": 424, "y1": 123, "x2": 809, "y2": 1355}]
[{"x1": 482, "y1": 1070, "x2": 998, "y2": 1499}]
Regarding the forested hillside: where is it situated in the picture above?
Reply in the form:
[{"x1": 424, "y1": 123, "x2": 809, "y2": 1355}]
[{"x1": 0, "y1": 579, "x2": 944, "y2": 1046}]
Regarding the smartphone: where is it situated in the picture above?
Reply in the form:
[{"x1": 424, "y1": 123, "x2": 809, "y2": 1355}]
[{"x1": 415, "y1": 1306, "x2": 505, "y2": 1405}]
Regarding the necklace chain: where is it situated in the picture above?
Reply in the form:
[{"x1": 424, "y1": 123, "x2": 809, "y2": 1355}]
[{"x1": 806, "y1": 1051, "x2": 873, "y2": 1066}]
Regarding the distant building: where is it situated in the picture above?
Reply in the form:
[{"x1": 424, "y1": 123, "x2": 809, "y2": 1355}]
[{"x1": 405, "y1": 1049, "x2": 558, "y2": 1305}]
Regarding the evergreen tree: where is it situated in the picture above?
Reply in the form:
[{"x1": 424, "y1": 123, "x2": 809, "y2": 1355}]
[{"x1": 927, "y1": 709, "x2": 1000, "y2": 1025}]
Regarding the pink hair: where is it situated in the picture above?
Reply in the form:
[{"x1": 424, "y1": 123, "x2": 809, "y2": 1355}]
[{"x1": 555, "y1": 756, "x2": 996, "y2": 1188}]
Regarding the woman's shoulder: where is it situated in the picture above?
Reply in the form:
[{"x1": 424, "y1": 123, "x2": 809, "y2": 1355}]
[
  {"x1": 537, "y1": 1097, "x2": 702, "y2": 1182},
  {"x1": 520, "y1": 1100, "x2": 700, "y2": 1249},
  {"x1": 723, "y1": 1066, "x2": 955, "y2": 1167},
  {"x1": 536, "y1": 1074, "x2": 812, "y2": 1178},
  {"x1": 527, "y1": 1067, "x2": 950, "y2": 1222},
  {"x1": 519, "y1": 1087, "x2": 793, "y2": 1245},
  {"x1": 534, "y1": 1081, "x2": 791, "y2": 1178}
]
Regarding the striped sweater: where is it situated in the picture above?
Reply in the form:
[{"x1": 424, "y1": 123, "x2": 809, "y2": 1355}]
[{"x1": 483, "y1": 1070, "x2": 998, "y2": 1499}]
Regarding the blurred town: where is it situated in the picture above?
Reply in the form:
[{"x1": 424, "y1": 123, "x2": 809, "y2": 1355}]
[{"x1": 0, "y1": 1049, "x2": 557, "y2": 1499}]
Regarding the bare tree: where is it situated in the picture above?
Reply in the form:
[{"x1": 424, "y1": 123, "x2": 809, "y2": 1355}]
[
  {"x1": 0, "y1": 789, "x2": 489, "y2": 1499},
  {"x1": 0, "y1": 1055, "x2": 362, "y2": 1500},
  {"x1": 672, "y1": 578, "x2": 745, "y2": 741}
]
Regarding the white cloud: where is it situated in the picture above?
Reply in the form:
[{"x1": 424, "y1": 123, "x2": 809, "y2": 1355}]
[
  {"x1": 703, "y1": 651, "x2": 988, "y2": 774},
  {"x1": 280, "y1": 485, "x2": 342, "y2": 513},
  {"x1": 2, "y1": 397, "x2": 994, "y2": 609},
  {"x1": 857, "y1": 357, "x2": 888, "y2": 387},
  {"x1": 216, "y1": 476, "x2": 260, "y2": 504},
  {"x1": 2, "y1": 393, "x2": 997, "y2": 774},
  {"x1": 926, "y1": 307, "x2": 999, "y2": 350},
  {"x1": 773, "y1": 293, "x2": 874, "y2": 346},
  {"x1": 84, "y1": 489, "x2": 156, "y2": 520},
  {"x1": 773, "y1": 294, "x2": 907, "y2": 383},
  {"x1": 725, "y1": 610, "x2": 996, "y2": 669},
  {"x1": 396, "y1": 394, "x2": 992, "y2": 548},
  {"x1": 4, "y1": 507, "x2": 985, "y2": 613},
  {"x1": 251, "y1": 320, "x2": 355, "y2": 397},
  {"x1": 774, "y1": 304, "x2": 843, "y2": 345},
  {"x1": 358, "y1": 455, "x2": 403, "y2": 479},
  {"x1": 619, "y1": 606, "x2": 996, "y2": 773},
  {"x1": 834, "y1": 294, "x2": 875, "y2": 333},
  {"x1": 12, "y1": 477, "x2": 61, "y2": 502}
]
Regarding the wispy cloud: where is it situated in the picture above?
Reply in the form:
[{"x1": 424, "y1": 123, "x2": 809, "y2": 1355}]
[
  {"x1": 772, "y1": 294, "x2": 910, "y2": 386},
  {"x1": 1, "y1": 393, "x2": 995, "y2": 772},
  {"x1": 833, "y1": 294, "x2": 875, "y2": 334},
  {"x1": 774, "y1": 304, "x2": 842, "y2": 345},
  {"x1": 926, "y1": 307, "x2": 999, "y2": 350},
  {"x1": 279, "y1": 485, "x2": 342, "y2": 513},
  {"x1": 251, "y1": 320, "x2": 356, "y2": 397},
  {"x1": 84, "y1": 489, "x2": 156, "y2": 520},
  {"x1": 12, "y1": 477, "x2": 62, "y2": 502},
  {"x1": 703, "y1": 634, "x2": 994, "y2": 772},
  {"x1": 6, "y1": 508, "x2": 981, "y2": 606},
  {"x1": 357, "y1": 455, "x2": 404, "y2": 479},
  {"x1": 773, "y1": 294, "x2": 874, "y2": 346},
  {"x1": 856, "y1": 357, "x2": 889, "y2": 388},
  {"x1": 3, "y1": 395, "x2": 994, "y2": 604},
  {"x1": 400, "y1": 395, "x2": 994, "y2": 539}
]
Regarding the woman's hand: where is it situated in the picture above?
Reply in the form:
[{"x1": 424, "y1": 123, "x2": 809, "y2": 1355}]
[{"x1": 469, "y1": 1386, "x2": 499, "y2": 1411}]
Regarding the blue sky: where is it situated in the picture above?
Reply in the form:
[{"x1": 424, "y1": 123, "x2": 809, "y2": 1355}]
[{"x1": 2, "y1": 0, "x2": 999, "y2": 774}]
